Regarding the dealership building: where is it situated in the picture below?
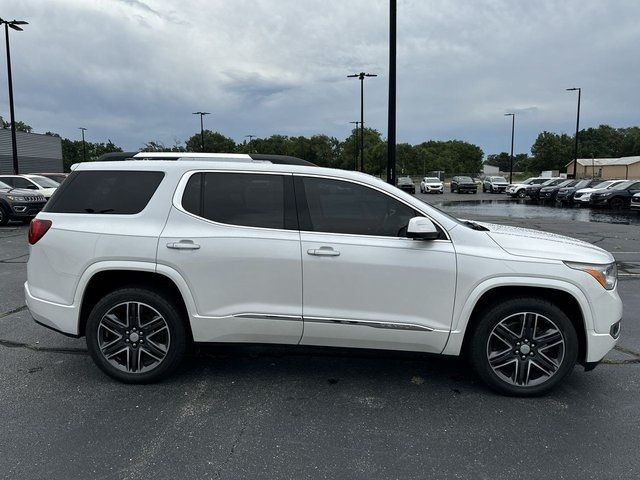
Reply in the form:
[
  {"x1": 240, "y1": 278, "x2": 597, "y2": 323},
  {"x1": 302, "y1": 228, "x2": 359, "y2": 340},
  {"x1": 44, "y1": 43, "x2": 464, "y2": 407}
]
[
  {"x1": 566, "y1": 156, "x2": 640, "y2": 180},
  {"x1": 0, "y1": 128, "x2": 63, "y2": 174}
]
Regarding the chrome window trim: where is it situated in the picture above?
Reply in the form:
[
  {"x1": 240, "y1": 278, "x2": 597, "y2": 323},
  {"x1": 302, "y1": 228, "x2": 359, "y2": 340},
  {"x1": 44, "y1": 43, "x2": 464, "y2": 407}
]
[{"x1": 304, "y1": 316, "x2": 444, "y2": 332}]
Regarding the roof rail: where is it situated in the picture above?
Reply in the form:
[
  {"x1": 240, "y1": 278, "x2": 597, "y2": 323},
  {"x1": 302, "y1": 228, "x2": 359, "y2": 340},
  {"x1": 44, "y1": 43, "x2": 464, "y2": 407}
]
[{"x1": 95, "y1": 151, "x2": 317, "y2": 166}]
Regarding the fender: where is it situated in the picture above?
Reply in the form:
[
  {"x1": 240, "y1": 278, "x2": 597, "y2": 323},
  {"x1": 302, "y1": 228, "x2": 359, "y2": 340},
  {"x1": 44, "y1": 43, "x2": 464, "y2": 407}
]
[
  {"x1": 442, "y1": 275, "x2": 593, "y2": 356},
  {"x1": 72, "y1": 260, "x2": 198, "y2": 320}
]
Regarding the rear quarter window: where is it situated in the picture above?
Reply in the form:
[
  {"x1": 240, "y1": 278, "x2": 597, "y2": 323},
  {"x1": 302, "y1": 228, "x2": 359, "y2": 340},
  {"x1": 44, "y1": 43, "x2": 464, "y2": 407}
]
[{"x1": 44, "y1": 170, "x2": 164, "y2": 214}]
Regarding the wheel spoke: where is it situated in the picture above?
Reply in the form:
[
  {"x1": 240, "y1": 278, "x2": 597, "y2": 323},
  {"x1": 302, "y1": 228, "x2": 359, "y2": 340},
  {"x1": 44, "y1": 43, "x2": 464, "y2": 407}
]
[
  {"x1": 493, "y1": 323, "x2": 519, "y2": 345},
  {"x1": 102, "y1": 341, "x2": 126, "y2": 359},
  {"x1": 142, "y1": 316, "x2": 168, "y2": 337},
  {"x1": 522, "y1": 313, "x2": 536, "y2": 339},
  {"x1": 515, "y1": 360, "x2": 530, "y2": 386},
  {"x1": 103, "y1": 313, "x2": 126, "y2": 330},
  {"x1": 536, "y1": 331, "x2": 563, "y2": 349},
  {"x1": 127, "y1": 347, "x2": 140, "y2": 372},
  {"x1": 127, "y1": 302, "x2": 141, "y2": 329},
  {"x1": 489, "y1": 348, "x2": 515, "y2": 369}
]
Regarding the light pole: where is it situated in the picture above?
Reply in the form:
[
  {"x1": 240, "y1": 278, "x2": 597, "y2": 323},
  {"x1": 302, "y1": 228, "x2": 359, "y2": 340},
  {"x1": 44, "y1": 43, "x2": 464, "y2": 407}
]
[
  {"x1": 566, "y1": 87, "x2": 581, "y2": 179},
  {"x1": 349, "y1": 121, "x2": 360, "y2": 170},
  {"x1": 387, "y1": 0, "x2": 397, "y2": 186},
  {"x1": 504, "y1": 113, "x2": 515, "y2": 184},
  {"x1": 1, "y1": 18, "x2": 28, "y2": 174},
  {"x1": 192, "y1": 111, "x2": 210, "y2": 152},
  {"x1": 347, "y1": 72, "x2": 377, "y2": 172},
  {"x1": 244, "y1": 134, "x2": 255, "y2": 153},
  {"x1": 78, "y1": 127, "x2": 87, "y2": 162}
]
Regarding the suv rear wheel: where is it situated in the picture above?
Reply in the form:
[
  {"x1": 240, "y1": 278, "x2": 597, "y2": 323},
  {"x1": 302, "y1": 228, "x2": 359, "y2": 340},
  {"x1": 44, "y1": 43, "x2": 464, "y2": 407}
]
[
  {"x1": 86, "y1": 287, "x2": 187, "y2": 383},
  {"x1": 468, "y1": 297, "x2": 578, "y2": 396}
]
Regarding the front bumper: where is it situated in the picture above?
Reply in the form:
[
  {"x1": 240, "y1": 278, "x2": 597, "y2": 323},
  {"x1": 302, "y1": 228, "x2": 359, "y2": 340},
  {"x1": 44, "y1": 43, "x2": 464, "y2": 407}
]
[
  {"x1": 456, "y1": 186, "x2": 477, "y2": 193},
  {"x1": 631, "y1": 199, "x2": 640, "y2": 211},
  {"x1": 25, "y1": 282, "x2": 79, "y2": 336},
  {"x1": 424, "y1": 185, "x2": 443, "y2": 193},
  {"x1": 399, "y1": 186, "x2": 416, "y2": 194},
  {"x1": 9, "y1": 201, "x2": 47, "y2": 219},
  {"x1": 489, "y1": 185, "x2": 507, "y2": 192}
]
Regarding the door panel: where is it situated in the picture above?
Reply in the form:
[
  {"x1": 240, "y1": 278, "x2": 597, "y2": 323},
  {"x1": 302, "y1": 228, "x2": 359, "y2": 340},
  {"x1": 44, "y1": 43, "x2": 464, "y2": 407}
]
[{"x1": 300, "y1": 233, "x2": 456, "y2": 352}]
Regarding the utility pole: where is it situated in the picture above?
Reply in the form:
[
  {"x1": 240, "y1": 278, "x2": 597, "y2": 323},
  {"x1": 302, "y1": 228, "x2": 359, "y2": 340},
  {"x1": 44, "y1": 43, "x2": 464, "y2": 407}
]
[
  {"x1": 347, "y1": 72, "x2": 377, "y2": 172},
  {"x1": 349, "y1": 121, "x2": 360, "y2": 170},
  {"x1": 192, "y1": 111, "x2": 210, "y2": 152},
  {"x1": 1, "y1": 18, "x2": 28, "y2": 174},
  {"x1": 566, "y1": 87, "x2": 581, "y2": 179},
  {"x1": 504, "y1": 113, "x2": 515, "y2": 184},
  {"x1": 244, "y1": 134, "x2": 255, "y2": 153},
  {"x1": 78, "y1": 127, "x2": 87, "y2": 162},
  {"x1": 387, "y1": 0, "x2": 397, "y2": 186}
]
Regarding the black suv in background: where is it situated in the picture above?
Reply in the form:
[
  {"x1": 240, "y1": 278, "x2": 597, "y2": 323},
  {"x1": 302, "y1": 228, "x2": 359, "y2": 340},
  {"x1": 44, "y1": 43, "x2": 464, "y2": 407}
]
[
  {"x1": 450, "y1": 176, "x2": 477, "y2": 194},
  {"x1": 0, "y1": 180, "x2": 47, "y2": 226},
  {"x1": 538, "y1": 179, "x2": 577, "y2": 202},
  {"x1": 526, "y1": 178, "x2": 563, "y2": 200},
  {"x1": 556, "y1": 179, "x2": 603, "y2": 205},
  {"x1": 590, "y1": 180, "x2": 640, "y2": 209},
  {"x1": 396, "y1": 176, "x2": 416, "y2": 194}
]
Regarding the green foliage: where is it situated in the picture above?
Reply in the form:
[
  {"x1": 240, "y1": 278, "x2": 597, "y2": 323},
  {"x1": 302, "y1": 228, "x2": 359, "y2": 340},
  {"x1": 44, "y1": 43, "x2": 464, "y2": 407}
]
[
  {"x1": 185, "y1": 130, "x2": 236, "y2": 153},
  {"x1": 142, "y1": 140, "x2": 186, "y2": 152},
  {"x1": 486, "y1": 152, "x2": 530, "y2": 172},
  {"x1": 61, "y1": 138, "x2": 122, "y2": 171},
  {"x1": 0, "y1": 116, "x2": 33, "y2": 133}
]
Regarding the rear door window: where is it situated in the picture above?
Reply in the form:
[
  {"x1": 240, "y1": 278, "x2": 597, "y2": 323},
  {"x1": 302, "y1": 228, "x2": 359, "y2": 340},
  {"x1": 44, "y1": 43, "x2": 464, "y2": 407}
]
[
  {"x1": 181, "y1": 172, "x2": 297, "y2": 230},
  {"x1": 44, "y1": 171, "x2": 164, "y2": 214}
]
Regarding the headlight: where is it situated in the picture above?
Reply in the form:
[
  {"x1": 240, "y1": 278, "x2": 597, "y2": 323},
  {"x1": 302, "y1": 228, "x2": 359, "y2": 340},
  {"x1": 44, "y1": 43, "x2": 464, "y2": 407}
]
[
  {"x1": 6, "y1": 195, "x2": 25, "y2": 201},
  {"x1": 565, "y1": 261, "x2": 617, "y2": 290}
]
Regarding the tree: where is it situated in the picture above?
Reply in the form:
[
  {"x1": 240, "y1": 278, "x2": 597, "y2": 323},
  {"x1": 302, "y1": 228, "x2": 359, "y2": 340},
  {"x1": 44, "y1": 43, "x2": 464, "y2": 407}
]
[
  {"x1": 530, "y1": 131, "x2": 574, "y2": 172},
  {"x1": 0, "y1": 116, "x2": 33, "y2": 133},
  {"x1": 185, "y1": 130, "x2": 236, "y2": 153},
  {"x1": 142, "y1": 140, "x2": 186, "y2": 152},
  {"x1": 61, "y1": 138, "x2": 123, "y2": 171}
]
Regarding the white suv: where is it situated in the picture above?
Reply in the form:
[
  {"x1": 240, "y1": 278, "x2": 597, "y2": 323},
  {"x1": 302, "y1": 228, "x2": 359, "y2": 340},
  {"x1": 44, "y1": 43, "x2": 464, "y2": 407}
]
[
  {"x1": 420, "y1": 177, "x2": 444, "y2": 194},
  {"x1": 25, "y1": 153, "x2": 622, "y2": 395}
]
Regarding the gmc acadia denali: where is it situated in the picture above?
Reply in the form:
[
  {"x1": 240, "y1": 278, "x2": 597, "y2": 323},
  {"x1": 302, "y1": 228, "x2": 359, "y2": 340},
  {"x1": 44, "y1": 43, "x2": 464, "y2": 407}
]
[{"x1": 25, "y1": 153, "x2": 622, "y2": 396}]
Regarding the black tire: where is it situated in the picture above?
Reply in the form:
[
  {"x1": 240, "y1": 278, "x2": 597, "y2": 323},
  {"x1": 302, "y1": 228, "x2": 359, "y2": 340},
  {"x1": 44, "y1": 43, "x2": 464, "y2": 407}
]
[
  {"x1": 86, "y1": 287, "x2": 187, "y2": 383},
  {"x1": 468, "y1": 297, "x2": 578, "y2": 396},
  {"x1": 609, "y1": 197, "x2": 625, "y2": 210},
  {"x1": 0, "y1": 205, "x2": 8, "y2": 226},
  {"x1": 517, "y1": 190, "x2": 527, "y2": 199}
]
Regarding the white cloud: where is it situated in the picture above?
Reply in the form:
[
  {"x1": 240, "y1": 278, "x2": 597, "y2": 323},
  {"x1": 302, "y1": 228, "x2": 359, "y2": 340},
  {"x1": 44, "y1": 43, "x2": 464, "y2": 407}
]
[{"x1": 1, "y1": 0, "x2": 639, "y2": 155}]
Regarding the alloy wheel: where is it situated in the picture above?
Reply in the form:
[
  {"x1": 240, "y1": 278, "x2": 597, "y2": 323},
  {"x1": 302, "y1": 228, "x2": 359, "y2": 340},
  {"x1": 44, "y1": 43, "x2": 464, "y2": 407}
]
[
  {"x1": 97, "y1": 302, "x2": 171, "y2": 373},
  {"x1": 487, "y1": 312, "x2": 565, "y2": 387}
]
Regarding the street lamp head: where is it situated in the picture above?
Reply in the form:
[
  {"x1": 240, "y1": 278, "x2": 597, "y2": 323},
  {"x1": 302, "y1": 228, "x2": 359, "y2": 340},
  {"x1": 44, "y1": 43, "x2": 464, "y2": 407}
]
[
  {"x1": 504, "y1": 113, "x2": 515, "y2": 117},
  {"x1": 0, "y1": 19, "x2": 28, "y2": 30},
  {"x1": 192, "y1": 111, "x2": 210, "y2": 115},
  {"x1": 78, "y1": 127, "x2": 87, "y2": 131},
  {"x1": 364, "y1": 73, "x2": 377, "y2": 78},
  {"x1": 566, "y1": 87, "x2": 580, "y2": 91}
]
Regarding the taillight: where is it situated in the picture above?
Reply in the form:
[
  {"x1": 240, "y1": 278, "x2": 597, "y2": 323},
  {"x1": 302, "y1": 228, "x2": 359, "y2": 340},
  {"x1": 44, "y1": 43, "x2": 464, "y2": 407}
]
[{"x1": 28, "y1": 219, "x2": 52, "y2": 245}]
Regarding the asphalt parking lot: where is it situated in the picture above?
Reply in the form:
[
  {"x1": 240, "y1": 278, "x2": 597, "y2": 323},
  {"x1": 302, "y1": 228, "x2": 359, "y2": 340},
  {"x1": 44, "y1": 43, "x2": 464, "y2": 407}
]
[{"x1": 1, "y1": 198, "x2": 639, "y2": 480}]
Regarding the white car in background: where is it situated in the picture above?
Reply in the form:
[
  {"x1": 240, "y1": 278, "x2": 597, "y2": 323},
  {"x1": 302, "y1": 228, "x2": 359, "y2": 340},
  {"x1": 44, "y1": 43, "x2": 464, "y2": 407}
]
[
  {"x1": 25, "y1": 152, "x2": 622, "y2": 396},
  {"x1": 420, "y1": 176, "x2": 444, "y2": 194},
  {"x1": 507, "y1": 177, "x2": 548, "y2": 198},
  {"x1": 573, "y1": 179, "x2": 625, "y2": 205},
  {"x1": 0, "y1": 174, "x2": 59, "y2": 199}
]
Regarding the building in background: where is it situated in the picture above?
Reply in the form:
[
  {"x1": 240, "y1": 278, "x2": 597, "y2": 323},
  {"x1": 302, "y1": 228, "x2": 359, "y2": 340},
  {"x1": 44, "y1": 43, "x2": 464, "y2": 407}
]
[
  {"x1": 0, "y1": 129, "x2": 63, "y2": 174},
  {"x1": 565, "y1": 156, "x2": 640, "y2": 180}
]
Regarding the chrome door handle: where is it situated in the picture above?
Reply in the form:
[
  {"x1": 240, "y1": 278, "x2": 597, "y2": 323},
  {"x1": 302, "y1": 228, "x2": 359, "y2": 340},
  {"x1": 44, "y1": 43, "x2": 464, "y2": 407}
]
[
  {"x1": 307, "y1": 247, "x2": 340, "y2": 257},
  {"x1": 167, "y1": 241, "x2": 200, "y2": 250}
]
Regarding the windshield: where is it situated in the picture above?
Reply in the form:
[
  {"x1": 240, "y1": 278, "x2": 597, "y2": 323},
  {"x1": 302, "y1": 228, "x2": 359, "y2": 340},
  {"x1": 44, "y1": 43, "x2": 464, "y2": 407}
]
[
  {"x1": 541, "y1": 178, "x2": 562, "y2": 186},
  {"x1": 557, "y1": 180, "x2": 574, "y2": 188},
  {"x1": 0, "y1": 180, "x2": 10, "y2": 189},
  {"x1": 28, "y1": 176, "x2": 60, "y2": 188},
  {"x1": 457, "y1": 176, "x2": 473, "y2": 182},
  {"x1": 611, "y1": 180, "x2": 633, "y2": 190},
  {"x1": 573, "y1": 180, "x2": 590, "y2": 189},
  {"x1": 424, "y1": 177, "x2": 440, "y2": 182},
  {"x1": 398, "y1": 177, "x2": 413, "y2": 184},
  {"x1": 491, "y1": 176, "x2": 507, "y2": 182}
]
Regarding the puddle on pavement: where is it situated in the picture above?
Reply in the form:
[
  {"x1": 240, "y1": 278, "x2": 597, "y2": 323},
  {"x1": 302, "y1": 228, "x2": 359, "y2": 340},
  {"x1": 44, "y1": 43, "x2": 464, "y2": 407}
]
[{"x1": 429, "y1": 199, "x2": 640, "y2": 225}]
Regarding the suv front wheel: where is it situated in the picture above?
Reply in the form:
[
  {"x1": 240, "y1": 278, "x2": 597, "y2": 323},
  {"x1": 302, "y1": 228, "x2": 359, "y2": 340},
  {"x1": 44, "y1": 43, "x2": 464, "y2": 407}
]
[
  {"x1": 86, "y1": 287, "x2": 187, "y2": 383},
  {"x1": 468, "y1": 297, "x2": 578, "y2": 396}
]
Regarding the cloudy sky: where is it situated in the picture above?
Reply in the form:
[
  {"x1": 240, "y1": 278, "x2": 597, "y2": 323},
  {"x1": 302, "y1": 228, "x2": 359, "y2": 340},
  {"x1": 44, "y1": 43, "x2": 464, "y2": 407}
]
[{"x1": 2, "y1": 0, "x2": 639, "y2": 156}]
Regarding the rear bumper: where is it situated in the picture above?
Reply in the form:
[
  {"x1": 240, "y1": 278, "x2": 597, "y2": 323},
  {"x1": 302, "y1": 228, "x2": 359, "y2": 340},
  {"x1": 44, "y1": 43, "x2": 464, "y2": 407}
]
[{"x1": 24, "y1": 282, "x2": 79, "y2": 336}]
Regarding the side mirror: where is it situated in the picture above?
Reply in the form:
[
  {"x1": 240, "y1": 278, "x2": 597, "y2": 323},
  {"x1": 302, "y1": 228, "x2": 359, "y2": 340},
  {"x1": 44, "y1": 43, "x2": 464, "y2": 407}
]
[{"x1": 407, "y1": 217, "x2": 440, "y2": 240}]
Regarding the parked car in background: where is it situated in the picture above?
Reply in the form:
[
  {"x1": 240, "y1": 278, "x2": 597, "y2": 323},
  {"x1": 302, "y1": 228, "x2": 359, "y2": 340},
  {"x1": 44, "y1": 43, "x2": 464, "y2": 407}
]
[
  {"x1": 482, "y1": 176, "x2": 509, "y2": 193},
  {"x1": 0, "y1": 180, "x2": 47, "y2": 226},
  {"x1": 526, "y1": 178, "x2": 563, "y2": 201},
  {"x1": 420, "y1": 176, "x2": 444, "y2": 194},
  {"x1": 507, "y1": 177, "x2": 549, "y2": 198},
  {"x1": 590, "y1": 179, "x2": 640, "y2": 209},
  {"x1": 26, "y1": 153, "x2": 622, "y2": 396},
  {"x1": 0, "y1": 175, "x2": 59, "y2": 199},
  {"x1": 556, "y1": 179, "x2": 604, "y2": 205},
  {"x1": 450, "y1": 176, "x2": 477, "y2": 194},
  {"x1": 631, "y1": 192, "x2": 640, "y2": 212},
  {"x1": 538, "y1": 179, "x2": 577, "y2": 202},
  {"x1": 574, "y1": 180, "x2": 625, "y2": 205},
  {"x1": 396, "y1": 176, "x2": 416, "y2": 194},
  {"x1": 34, "y1": 173, "x2": 68, "y2": 184}
]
